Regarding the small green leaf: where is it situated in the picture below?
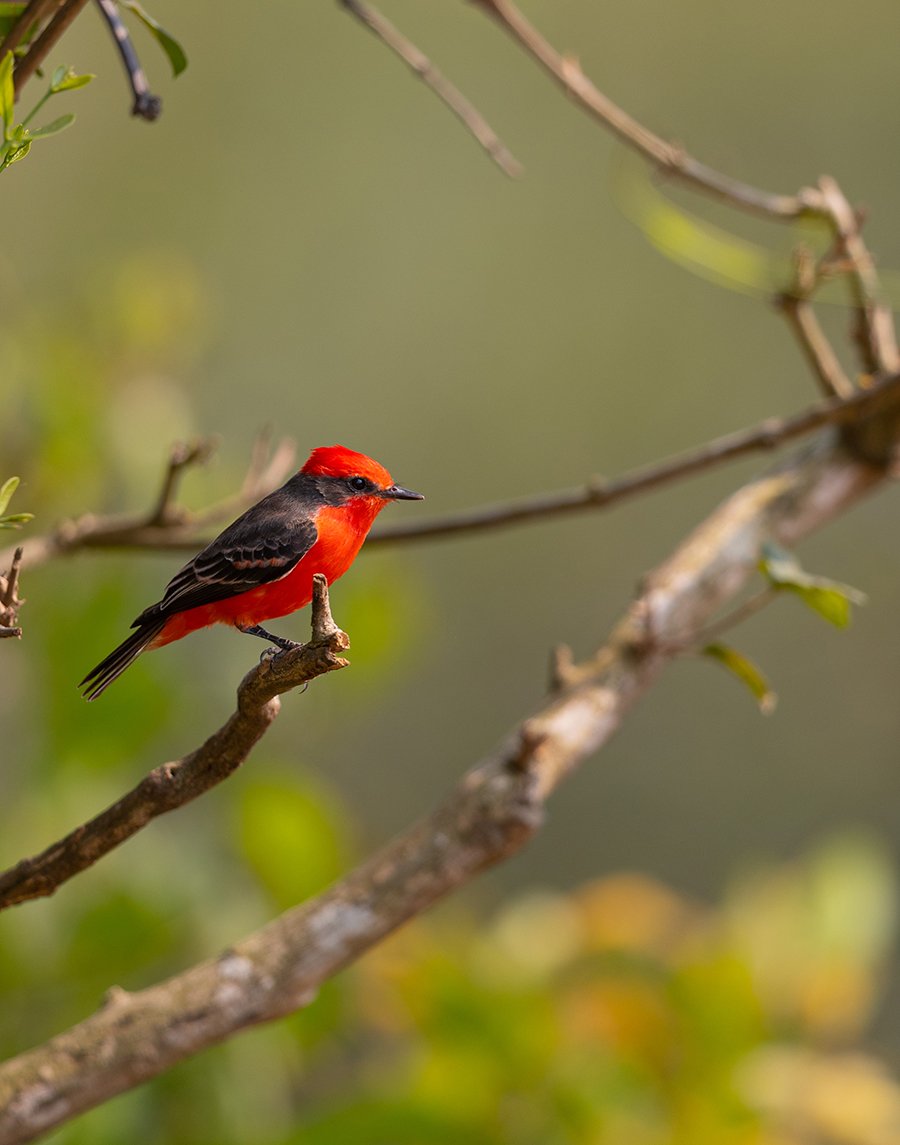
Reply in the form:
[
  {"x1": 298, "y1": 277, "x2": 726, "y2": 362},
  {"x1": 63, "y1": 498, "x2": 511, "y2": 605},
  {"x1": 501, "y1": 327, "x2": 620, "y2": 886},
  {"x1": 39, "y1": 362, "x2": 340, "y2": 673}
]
[
  {"x1": 760, "y1": 542, "x2": 866, "y2": 629},
  {"x1": 0, "y1": 51, "x2": 15, "y2": 140},
  {"x1": 121, "y1": 1, "x2": 187, "y2": 76},
  {"x1": 0, "y1": 476, "x2": 19, "y2": 517},
  {"x1": 704, "y1": 642, "x2": 776, "y2": 714},
  {"x1": 28, "y1": 112, "x2": 74, "y2": 139},
  {"x1": 0, "y1": 515, "x2": 33, "y2": 529},
  {"x1": 2, "y1": 138, "x2": 30, "y2": 166},
  {"x1": 49, "y1": 68, "x2": 94, "y2": 93}
]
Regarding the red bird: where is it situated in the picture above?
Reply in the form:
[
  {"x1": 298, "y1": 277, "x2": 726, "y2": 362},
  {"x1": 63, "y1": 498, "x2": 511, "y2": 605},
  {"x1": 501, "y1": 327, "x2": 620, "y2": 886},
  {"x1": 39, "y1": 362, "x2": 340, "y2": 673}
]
[{"x1": 80, "y1": 445, "x2": 423, "y2": 700}]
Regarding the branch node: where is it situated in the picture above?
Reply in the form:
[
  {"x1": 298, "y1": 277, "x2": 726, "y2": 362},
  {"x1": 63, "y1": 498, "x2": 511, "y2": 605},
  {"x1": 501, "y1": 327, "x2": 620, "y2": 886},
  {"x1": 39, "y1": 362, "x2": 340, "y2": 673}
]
[
  {"x1": 508, "y1": 719, "x2": 546, "y2": 773},
  {"x1": 548, "y1": 643, "x2": 575, "y2": 692}
]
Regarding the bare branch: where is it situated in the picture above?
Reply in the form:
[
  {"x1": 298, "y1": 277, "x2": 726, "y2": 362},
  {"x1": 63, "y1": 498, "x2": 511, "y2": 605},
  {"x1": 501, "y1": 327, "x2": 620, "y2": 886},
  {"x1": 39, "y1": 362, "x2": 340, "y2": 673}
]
[
  {"x1": 371, "y1": 372, "x2": 900, "y2": 546},
  {"x1": 0, "y1": 0, "x2": 57, "y2": 58},
  {"x1": 0, "y1": 546, "x2": 23, "y2": 636},
  {"x1": 470, "y1": 0, "x2": 818, "y2": 219},
  {"x1": 775, "y1": 247, "x2": 855, "y2": 400},
  {"x1": 0, "y1": 425, "x2": 890, "y2": 1143},
  {"x1": 93, "y1": 0, "x2": 161, "y2": 120},
  {"x1": 0, "y1": 433, "x2": 296, "y2": 574},
  {"x1": 12, "y1": 0, "x2": 90, "y2": 94},
  {"x1": 0, "y1": 577, "x2": 347, "y2": 912},
  {"x1": 341, "y1": 0, "x2": 522, "y2": 178}
]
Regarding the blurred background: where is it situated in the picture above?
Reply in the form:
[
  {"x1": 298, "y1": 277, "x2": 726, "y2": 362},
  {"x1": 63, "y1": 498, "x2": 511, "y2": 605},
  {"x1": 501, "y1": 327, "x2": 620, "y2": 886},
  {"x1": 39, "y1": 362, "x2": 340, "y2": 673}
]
[{"x1": 4, "y1": 1, "x2": 900, "y2": 1140}]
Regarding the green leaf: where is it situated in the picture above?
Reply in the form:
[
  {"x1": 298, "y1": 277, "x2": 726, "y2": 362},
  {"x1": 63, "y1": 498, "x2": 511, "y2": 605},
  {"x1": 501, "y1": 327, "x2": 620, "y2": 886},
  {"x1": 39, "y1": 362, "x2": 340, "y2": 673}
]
[
  {"x1": 0, "y1": 51, "x2": 15, "y2": 141},
  {"x1": 703, "y1": 642, "x2": 776, "y2": 714},
  {"x1": 2, "y1": 137, "x2": 29, "y2": 166},
  {"x1": 0, "y1": 476, "x2": 19, "y2": 516},
  {"x1": 121, "y1": 1, "x2": 188, "y2": 76},
  {"x1": 49, "y1": 68, "x2": 94, "y2": 93},
  {"x1": 760, "y1": 542, "x2": 866, "y2": 629},
  {"x1": 28, "y1": 112, "x2": 75, "y2": 139}
]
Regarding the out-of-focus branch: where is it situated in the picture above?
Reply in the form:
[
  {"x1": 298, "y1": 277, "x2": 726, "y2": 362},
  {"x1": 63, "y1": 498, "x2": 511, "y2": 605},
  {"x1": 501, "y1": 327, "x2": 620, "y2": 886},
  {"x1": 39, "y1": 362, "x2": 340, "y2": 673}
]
[
  {"x1": 94, "y1": 0, "x2": 160, "y2": 119},
  {"x1": 341, "y1": 0, "x2": 522, "y2": 177},
  {"x1": 11, "y1": 0, "x2": 90, "y2": 94},
  {"x1": 0, "y1": 576, "x2": 347, "y2": 912},
  {"x1": 469, "y1": 0, "x2": 817, "y2": 219},
  {"x1": 0, "y1": 546, "x2": 23, "y2": 638},
  {"x1": 0, "y1": 422, "x2": 890, "y2": 1144},
  {"x1": 0, "y1": 432, "x2": 296, "y2": 573},
  {"x1": 0, "y1": 0, "x2": 56, "y2": 57}
]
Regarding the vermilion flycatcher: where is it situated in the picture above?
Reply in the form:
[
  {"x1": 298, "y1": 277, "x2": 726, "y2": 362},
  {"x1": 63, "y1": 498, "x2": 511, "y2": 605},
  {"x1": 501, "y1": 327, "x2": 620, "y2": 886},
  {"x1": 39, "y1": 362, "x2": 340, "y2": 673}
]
[{"x1": 80, "y1": 445, "x2": 423, "y2": 699}]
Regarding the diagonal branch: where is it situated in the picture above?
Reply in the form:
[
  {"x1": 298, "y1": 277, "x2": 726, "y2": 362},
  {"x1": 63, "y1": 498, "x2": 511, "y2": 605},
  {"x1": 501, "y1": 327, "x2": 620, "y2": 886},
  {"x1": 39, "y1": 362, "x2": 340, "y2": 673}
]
[
  {"x1": 0, "y1": 576, "x2": 348, "y2": 911},
  {"x1": 0, "y1": 421, "x2": 891, "y2": 1144},
  {"x1": 469, "y1": 0, "x2": 817, "y2": 219},
  {"x1": 11, "y1": 0, "x2": 90, "y2": 94},
  {"x1": 341, "y1": 0, "x2": 522, "y2": 177},
  {"x1": 93, "y1": 0, "x2": 160, "y2": 119}
]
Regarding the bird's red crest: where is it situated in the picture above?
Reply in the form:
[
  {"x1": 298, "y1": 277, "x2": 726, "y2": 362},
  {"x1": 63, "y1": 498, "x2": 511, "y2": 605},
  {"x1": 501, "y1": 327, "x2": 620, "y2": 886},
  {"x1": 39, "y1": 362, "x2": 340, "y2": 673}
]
[{"x1": 301, "y1": 444, "x2": 393, "y2": 487}]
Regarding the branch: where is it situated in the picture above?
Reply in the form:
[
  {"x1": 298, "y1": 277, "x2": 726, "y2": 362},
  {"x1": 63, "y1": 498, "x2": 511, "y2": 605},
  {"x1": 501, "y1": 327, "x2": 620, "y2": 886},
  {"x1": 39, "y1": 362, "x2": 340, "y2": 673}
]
[
  {"x1": 0, "y1": 576, "x2": 348, "y2": 911},
  {"x1": 0, "y1": 0, "x2": 57, "y2": 58},
  {"x1": 341, "y1": 0, "x2": 522, "y2": 177},
  {"x1": 467, "y1": 1, "x2": 897, "y2": 382},
  {"x1": 93, "y1": 0, "x2": 160, "y2": 120},
  {"x1": 371, "y1": 372, "x2": 900, "y2": 545},
  {"x1": 0, "y1": 546, "x2": 23, "y2": 637},
  {"x1": 0, "y1": 424, "x2": 890, "y2": 1143},
  {"x1": 11, "y1": 0, "x2": 90, "y2": 95},
  {"x1": 0, "y1": 432, "x2": 296, "y2": 574}
]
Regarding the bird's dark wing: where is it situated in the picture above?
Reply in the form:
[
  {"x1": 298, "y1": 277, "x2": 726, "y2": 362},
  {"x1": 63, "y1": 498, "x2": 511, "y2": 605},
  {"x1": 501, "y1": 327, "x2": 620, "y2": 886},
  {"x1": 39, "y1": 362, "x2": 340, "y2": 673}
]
[{"x1": 133, "y1": 489, "x2": 319, "y2": 626}]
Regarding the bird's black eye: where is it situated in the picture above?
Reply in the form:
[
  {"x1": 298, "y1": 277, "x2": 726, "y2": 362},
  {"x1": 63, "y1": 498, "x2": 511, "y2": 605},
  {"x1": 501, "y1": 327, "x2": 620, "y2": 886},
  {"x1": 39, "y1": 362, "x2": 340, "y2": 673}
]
[{"x1": 348, "y1": 476, "x2": 370, "y2": 492}]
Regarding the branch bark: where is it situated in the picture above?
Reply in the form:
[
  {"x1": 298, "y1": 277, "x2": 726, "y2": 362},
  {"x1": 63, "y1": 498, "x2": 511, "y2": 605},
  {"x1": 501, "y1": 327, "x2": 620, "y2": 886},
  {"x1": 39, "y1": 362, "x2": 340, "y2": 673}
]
[
  {"x1": 0, "y1": 426, "x2": 888, "y2": 1145},
  {"x1": 0, "y1": 576, "x2": 348, "y2": 911}
]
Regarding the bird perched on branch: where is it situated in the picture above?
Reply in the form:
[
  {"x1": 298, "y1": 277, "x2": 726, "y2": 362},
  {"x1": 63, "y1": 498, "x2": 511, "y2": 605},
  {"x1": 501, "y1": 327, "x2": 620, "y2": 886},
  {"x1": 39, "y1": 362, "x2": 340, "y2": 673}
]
[{"x1": 81, "y1": 445, "x2": 423, "y2": 700}]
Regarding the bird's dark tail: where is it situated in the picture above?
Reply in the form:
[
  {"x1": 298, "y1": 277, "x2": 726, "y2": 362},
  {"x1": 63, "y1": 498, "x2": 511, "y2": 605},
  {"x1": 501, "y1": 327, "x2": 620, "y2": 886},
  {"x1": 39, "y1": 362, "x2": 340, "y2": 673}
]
[{"x1": 79, "y1": 619, "x2": 167, "y2": 701}]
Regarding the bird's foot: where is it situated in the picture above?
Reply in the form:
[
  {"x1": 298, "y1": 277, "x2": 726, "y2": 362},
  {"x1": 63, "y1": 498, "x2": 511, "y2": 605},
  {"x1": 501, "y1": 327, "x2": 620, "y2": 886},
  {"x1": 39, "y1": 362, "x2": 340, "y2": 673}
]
[{"x1": 239, "y1": 623, "x2": 303, "y2": 653}]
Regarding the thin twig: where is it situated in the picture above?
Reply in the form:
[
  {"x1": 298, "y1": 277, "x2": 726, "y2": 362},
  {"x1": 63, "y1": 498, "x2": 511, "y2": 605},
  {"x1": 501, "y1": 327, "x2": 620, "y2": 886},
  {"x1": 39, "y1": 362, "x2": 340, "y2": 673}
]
[
  {"x1": 341, "y1": 0, "x2": 523, "y2": 178},
  {"x1": 371, "y1": 371, "x2": 900, "y2": 546},
  {"x1": 0, "y1": 577, "x2": 347, "y2": 911},
  {"x1": 470, "y1": 0, "x2": 818, "y2": 219},
  {"x1": 93, "y1": 0, "x2": 161, "y2": 119},
  {"x1": 147, "y1": 438, "x2": 217, "y2": 526},
  {"x1": 1, "y1": 545, "x2": 22, "y2": 608},
  {"x1": 816, "y1": 176, "x2": 900, "y2": 376},
  {"x1": 776, "y1": 247, "x2": 854, "y2": 399},
  {"x1": 0, "y1": 432, "x2": 297, "y2": 574},
  {"x1": 12, "y1": 0, "x2": 90, "y2": 94}
]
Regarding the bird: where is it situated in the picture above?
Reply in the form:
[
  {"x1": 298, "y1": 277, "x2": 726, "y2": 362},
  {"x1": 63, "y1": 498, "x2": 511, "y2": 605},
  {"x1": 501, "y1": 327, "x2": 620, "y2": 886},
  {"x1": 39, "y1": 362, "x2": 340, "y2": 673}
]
[{"x1": 80, "y1": 445, "x2": 423, "y2": 700}]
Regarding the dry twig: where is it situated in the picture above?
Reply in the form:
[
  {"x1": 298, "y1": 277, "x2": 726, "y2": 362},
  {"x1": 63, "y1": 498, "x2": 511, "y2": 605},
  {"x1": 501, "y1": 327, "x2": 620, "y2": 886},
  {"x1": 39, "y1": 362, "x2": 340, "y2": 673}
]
[
  {"x1": 0, "y1": 433, "x2": 296, "y2": 574},
  {"x1": 341, "y1": 0, "x2": 522, "y2": 177}
]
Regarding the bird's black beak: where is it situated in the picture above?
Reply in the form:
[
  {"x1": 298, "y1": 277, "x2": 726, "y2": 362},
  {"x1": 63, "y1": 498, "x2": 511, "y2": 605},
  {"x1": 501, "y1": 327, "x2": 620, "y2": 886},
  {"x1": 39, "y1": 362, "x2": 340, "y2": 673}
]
[{"x1": 382, "y1": 484, "x2": 424, "y2": 501}]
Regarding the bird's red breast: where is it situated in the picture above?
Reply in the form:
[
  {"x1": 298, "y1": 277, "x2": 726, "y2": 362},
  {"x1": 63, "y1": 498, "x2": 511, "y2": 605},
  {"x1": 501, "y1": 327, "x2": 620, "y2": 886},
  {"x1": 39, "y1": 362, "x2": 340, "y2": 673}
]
[{"x1": 148, "y1": 495, "x2": 384, "y2": 648}]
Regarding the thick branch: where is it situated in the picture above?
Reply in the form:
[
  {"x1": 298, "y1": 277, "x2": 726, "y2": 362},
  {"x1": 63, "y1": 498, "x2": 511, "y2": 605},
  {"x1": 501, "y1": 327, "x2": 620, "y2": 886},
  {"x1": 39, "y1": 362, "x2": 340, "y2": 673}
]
[
  {"x1": 0, "y1": 577, "x2": 348, "y2": 911},
  {"x1": 0, "y1": 427, "x2": 888, "y2": 1144}
]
